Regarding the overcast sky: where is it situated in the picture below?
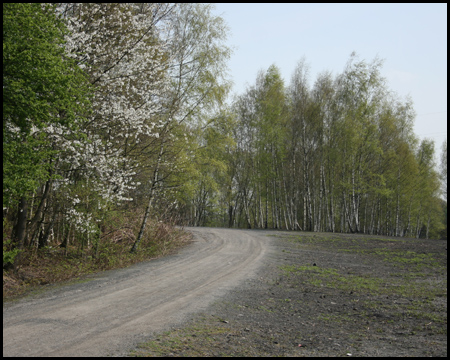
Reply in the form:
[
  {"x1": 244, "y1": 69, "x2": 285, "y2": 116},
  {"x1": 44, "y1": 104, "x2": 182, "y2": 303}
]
[{"x1": 212, "y1": 3, "x2": 447, "y2": 160}]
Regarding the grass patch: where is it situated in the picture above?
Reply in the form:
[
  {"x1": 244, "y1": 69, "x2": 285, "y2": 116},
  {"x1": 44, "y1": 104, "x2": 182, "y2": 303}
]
[
  {"x1": 131, "y1": 315, "x2": 242, "y2": 357},
  {"x1": 281, "y1": 264, "x2": 385, "y2": 294},
  {"x1": 280, "y1": 263, "x2": 445, "y2": 301}
]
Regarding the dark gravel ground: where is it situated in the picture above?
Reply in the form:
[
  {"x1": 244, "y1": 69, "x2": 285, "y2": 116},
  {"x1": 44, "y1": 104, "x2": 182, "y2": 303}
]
[{"x1": 131, "y1": 231, "x2": 447, "y2": 357}]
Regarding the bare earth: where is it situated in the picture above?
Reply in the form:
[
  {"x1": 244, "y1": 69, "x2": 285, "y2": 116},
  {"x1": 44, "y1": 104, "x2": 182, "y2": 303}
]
[
  {"x1": 131, "y1": 230, "x2": 446, "y2": 357},
  {"x1": 3, "y1": 228, "x2": 447, "y2": 357},
  {"x1": 3, "y1": 228, "x2": 270, "y2": 357}
]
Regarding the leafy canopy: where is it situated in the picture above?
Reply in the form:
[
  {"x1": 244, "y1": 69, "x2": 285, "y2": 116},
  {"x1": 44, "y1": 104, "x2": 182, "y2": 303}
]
[{"x1": 3, "y1": 3, "x2": 92, "y2": 206}]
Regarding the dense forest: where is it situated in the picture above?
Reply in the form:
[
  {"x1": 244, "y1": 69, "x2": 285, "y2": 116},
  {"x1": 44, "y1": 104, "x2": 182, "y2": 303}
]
[{"x1": 3, "y1": 3, "x2": 447, "y2": 272}]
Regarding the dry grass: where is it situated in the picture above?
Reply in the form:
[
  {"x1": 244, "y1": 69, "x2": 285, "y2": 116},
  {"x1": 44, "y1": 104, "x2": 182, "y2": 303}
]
[{"x1": 3, "y1": 214, "x2": 192, "y2": 301}]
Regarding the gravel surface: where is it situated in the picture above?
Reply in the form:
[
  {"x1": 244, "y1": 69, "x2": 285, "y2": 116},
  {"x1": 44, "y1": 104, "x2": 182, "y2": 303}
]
[
  {"x1": 132, "y1": 231, "x2": 447, "y2": 357},
  {"x1": 3, "y1": 228, "x2": 271, "y2": 357},
  {"x1": 3, "y1": 229, "x2": 447, "y2": 357}
]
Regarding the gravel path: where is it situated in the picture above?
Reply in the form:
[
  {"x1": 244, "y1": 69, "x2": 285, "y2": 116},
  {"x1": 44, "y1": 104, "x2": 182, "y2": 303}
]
[
  {"x1": 3, "y1": 228, "x2": 272, "y2": 357},
  {"x1": 131, "y1": 231, "x2": 447, "y2": 357},
  {"x1": 4, "y1": 229, "x2": 446, "y2": 357}
]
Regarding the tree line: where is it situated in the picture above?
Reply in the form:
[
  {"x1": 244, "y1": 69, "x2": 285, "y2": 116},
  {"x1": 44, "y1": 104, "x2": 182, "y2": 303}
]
[
  {"x1": 3, "y1": 3, "x2": 447, "y2": 270},
  {"x1": 178, "y1": 57, "x2": 447, "y2": 240}
]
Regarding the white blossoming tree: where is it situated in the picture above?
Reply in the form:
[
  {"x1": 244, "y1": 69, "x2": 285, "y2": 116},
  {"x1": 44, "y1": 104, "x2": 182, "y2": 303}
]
[
  {"x1": 27, "y1": 3, "x2": 176, "y2": 250},
  {"x1": 4, "y1": 3, "x2": 232, "y2": 262}
]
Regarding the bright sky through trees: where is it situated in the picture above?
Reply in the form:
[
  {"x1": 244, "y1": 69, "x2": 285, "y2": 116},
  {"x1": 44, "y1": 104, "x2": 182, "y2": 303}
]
[{"x1": 213, "y1": 3, "x2": 447, "y2": 156}]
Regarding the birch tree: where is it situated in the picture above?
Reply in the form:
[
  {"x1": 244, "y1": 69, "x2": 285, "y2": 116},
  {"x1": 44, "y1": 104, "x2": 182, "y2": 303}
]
[
  {"x1": 440, "y1": 140, "x2": 447, "y2": 201},
  {"x1": 130, "y1": 3, "x2": 232, "y2": 250}
]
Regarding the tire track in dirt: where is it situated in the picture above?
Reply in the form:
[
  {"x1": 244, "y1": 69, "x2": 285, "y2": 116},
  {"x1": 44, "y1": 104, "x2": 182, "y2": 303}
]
[{"x1": 3, "y1": 228, "x2": 271, "y2": 357}]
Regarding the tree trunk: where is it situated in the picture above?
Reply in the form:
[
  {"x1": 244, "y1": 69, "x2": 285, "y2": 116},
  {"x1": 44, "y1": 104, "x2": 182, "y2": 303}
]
[
  {"x1": 131, "y1": 142, "x2": 164, "y2": 253},
  {"x1": 39, "y1": 204, "x2": 58, "y2": 248},
  {"x1": 264, "y1": 180, "x2": 268, "y2": 229},
  {"x1": 228, "y1": 205, "x2": 234, "y2": 228},
  {"x1": 13, "y1": 196, "x2": 28, "y2": 271},
  {"x1": 26, "y1": 179, "x2": 52, "y2": 247}
]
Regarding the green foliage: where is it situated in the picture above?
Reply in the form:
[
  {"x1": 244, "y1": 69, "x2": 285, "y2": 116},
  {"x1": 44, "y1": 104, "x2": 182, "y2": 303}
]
[
  {"x1": 180, "y1": 52, "x2": 444, "y2": 237},
  {"x1": 3, "y1": 219, "x2": 20, "y2": 268},
  {"x1": 179, "y1": 109, "x2": 236, "y2": 226},
  {"x1": 3, "y1": 3, "x2": 92, "y2": 207},
  {"x1": 3, "y1": 240, "x2": 20, "y2": 269},
  {"x1": 3, "y1": 3, "x2": 85, "y2": 130}
]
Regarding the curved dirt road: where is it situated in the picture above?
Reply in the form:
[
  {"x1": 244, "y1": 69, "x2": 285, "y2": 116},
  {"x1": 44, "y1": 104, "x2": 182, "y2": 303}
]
[{"x1": 3, "y1": 227, "x2": 271, "y2": 357}]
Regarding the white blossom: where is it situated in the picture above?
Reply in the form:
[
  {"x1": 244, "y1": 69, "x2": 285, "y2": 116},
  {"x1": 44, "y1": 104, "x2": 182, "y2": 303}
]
[{"x1": 36, "y1": 4, "x2": 223, "y2": 236}]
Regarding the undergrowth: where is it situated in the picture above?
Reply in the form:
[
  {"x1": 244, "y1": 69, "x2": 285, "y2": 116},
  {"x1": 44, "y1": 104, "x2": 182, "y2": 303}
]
[{"x1": 3, "y1": 212, "x2": 192, "y2": 301}]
